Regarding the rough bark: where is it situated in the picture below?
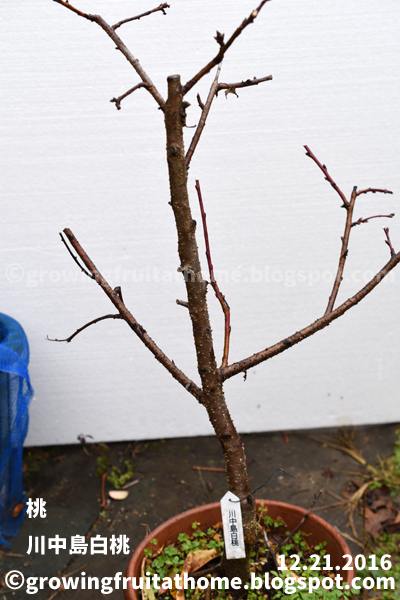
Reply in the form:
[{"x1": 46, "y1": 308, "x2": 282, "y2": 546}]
[{"x1": 165, "y1": 74, "x2": 257, "y2": 581}]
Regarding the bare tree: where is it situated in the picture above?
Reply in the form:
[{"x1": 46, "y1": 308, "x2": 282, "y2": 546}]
[{"x1": 50, "y1": 0, "x2": 400, "y2": 582}]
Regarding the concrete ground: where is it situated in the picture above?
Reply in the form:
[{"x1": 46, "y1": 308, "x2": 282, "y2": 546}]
[{"x1": 1, "y1": 423, "x2": 398, "y2": 600}]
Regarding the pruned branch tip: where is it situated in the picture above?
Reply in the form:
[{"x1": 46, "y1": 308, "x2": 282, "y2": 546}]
[
  {"x1": 112, "y1": 3, "x2": 170, "y2": 31},
  {"x1": 217, "y1": 75, "x2": 273, "y2": 98},
  {"x1": 110, "y1": 82, "x2": 147, "y2": 110}
]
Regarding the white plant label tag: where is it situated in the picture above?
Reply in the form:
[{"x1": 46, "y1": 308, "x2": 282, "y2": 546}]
[{"x1": 220, "y1": 491, "x2": 246, "y2": 559}]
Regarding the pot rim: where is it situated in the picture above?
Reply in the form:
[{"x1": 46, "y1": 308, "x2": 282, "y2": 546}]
[{"x1": 125, "y1": 500, "x2": 354, "y2": 600}]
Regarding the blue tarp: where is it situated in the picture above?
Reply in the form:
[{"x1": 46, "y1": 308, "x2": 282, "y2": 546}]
[{"x1": 0, "y1": 313, "x2": 33, "y2": 547}]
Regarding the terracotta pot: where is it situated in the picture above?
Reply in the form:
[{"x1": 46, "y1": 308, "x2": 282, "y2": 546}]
[{"x1": 124, "y1": 500, "x2": 354, "y2": 600}]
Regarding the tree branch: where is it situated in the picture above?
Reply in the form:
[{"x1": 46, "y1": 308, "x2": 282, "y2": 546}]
[
  {"x1": 195, "y1": 180, "x2": 231, "y2": 368},
  {"x1": 355, "y1": 188, "x2": 393, "y2": 198},
  {"x1": 52, "y1": 0, "x2": 166, "y2": 110},
  {"x1": 217, "y1": 75, "x2": 272, "y2": 97},
  {"x1": 304, "y1": 145, "x2": 349, "y2": 207},
  {"x1": 59, "y1": 231, "x2": 93, "y2": 279},
  {"x1": 52, "y1": 0, "x2": 95, "y2": 20},
  {"x1": 219, "y1": 249, "x2": 400, "y2": 381},
  {"x1": 47, "y1": 314, "x2": 122, "y2": 343},
  {"x1": 165, "y1": 76, "x2": 255, "y2": 519},
  {"x1": 304, "y1": 147, "x2": 395, "y2": 315},
  {"x1": 384, "y1": 227, "x2": 396, "y2": 257},
  {"x1": 185, "y1": 65, "x2": 222, "y2": 169},
  {"x1": 61, "y1": 228, "x2": 202, "y2": 401},
  {"x1": 110, "y1": 82, "x2": 147, "y2": 110},
  {"x1": 182, "y1": 0, "x2": 272, "y2": 95},
  {"x1": 325, "y1": 187, "x2": 357, "y2": 315},
  {"x1": 185, "y1": 72, "x2": 273, "y2": 168},
  {"x1": 352, "y1": 213, "x2": 394, "y2": 227},
  {"x1": 112, "y1": 3, "x2": 170, "y2": 31}
]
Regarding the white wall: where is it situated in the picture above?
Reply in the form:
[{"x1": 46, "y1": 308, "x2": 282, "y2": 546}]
[{"x1": 1, "y1": 0, "x2": 399, "y2": 446}]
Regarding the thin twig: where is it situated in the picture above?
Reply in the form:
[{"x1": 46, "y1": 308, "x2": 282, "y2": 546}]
[
  {"x1": 185, "y1": 73, "x2": 273, "y2": 167},
  {"x1": 47, "y1": 314, "x2": 122, "y2": 343},
  {"x1": 313, "y1": 500, "x2": 348, "y2": 511},
  {"x1": 100, "y1": 473, "x2": 107, "y2": 508},
  {"x1": 52, "y1": 0, "x2": 94, "y2": 20},
  {"x1": 122, "y1": 478, "x2": 140, "y2": 489},
  {"x1": 275, "y1": 490, "x2": 323, "y2": 553},
  {"x1": 112, "y1": 3, "x2": 170, "y2": 30},
  {"x1": 349, "y1": 505, "x2": 359, "y2": 540},
  {"x1": 219, "y1": 248, "x2": 400, "y2": 381},
  {"x1": 52, "y1": 0, "x2": 166, "y2": 110},
  {"x1": 217, "y1": 75, "x2": 272, "y2": 97},
  {"x1": 355, "y1": 188, "x2": 393, "y2": 198},
  {"x1": 334, "y1": 527, "x2": 365, "y2": 549},
  {"x1": 59, "y1": 232, "x2": 93, "y2": 279},
  {"x1": 280, "y1": 430, "x2": 289, "y2": 444},
  {"x1": 47, "y1": 584, "x2": 65, "y2": 600},
  {"x1": 195, "y1": 180, "x2": 231, "y2": 368},
  {"x1": 61, "y1": 228, "x2": 202, "y2": 401},
  {"x1": 384, "y1": 227, "x2": 395, "y2": 256},
  {"x1": 185, "y1": 65, "x2": 222, "y2": 168},
  {"x1": 192, "y1": 466, "x2": 227, "y2": 473},
  {"x1": 325, "y1": 489, "x2": 347, "y2": 503},
  {"x1": 110, "y1": 82, "x2": 147, "y2": 110},
  {"x1": 182, "y1": 0, "x2": 272, "y2": 95},
  {"x1": 352, "y1": 213, "x2": 394, "y2": 227},
  {"x1": 295, "y1": 434, "x2": 366, "y2": 465},
  {"x1": 64, "y1": 564, "x2": 87, "y2": 577},
  {"x1": 262, "y1": 529, "x2": 278, "y2": 569},
  {"x1": 304, "y1": 145, "x2": 349, "y2": 207},
  {"x1": 325, "y1": 187, "x2": 357, "y2": 314}
]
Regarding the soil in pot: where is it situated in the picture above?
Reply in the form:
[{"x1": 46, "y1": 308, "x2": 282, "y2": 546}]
[{"x1": 125, "y1": 500, "x2": 354, "y2": 600}]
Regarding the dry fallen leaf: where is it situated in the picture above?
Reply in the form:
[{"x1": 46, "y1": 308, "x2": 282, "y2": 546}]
[
  {"x1": 175, "y1": 548, "x2": 219, "y2": 600},
  {"x1": 142, "y1": 556, "x2": 156, "y2": 600},
  {"x1": 364, "y1": 507, "x2": 393, "y2": 539},
  {"x1": 393, "y1": 511, "x2": 400, "y2": 524},
  {"x1": 364, "y1": 487, "x2": 397, "y2": 539}
]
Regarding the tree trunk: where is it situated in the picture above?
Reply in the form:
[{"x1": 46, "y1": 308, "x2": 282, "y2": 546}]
[{"x1": 164, "y1": 74, "x2": 258, "y2": 583}]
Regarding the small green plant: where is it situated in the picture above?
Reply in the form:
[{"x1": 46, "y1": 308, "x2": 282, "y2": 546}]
[
  {"x1": 144, "y1": 522, "x2": 224, "y2": 586},
  {"x1": 258, "y1": 504, "x2": 285, "y2": 530},
  {"x1": 269, "y1": 574, "x2": 354, "y2": 600},
  {"x1": 366, "y1": 428, "x2": 400, "y2": 495},
  {"x1": 95, "y1": 445, "x2": 135, "y2": 489},
  {"x1": 23, "y1": 447, "x2": 63, "y2": 474},
  {"x1": 143, "y1": 515, "x2": 351, "y2": 600},
  {"x1": 356, "y1": 532, "x2": 400, "y2": 600}
]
